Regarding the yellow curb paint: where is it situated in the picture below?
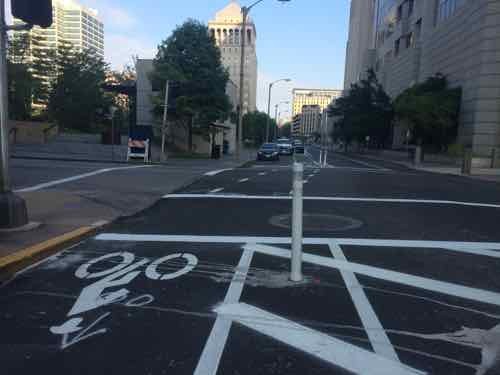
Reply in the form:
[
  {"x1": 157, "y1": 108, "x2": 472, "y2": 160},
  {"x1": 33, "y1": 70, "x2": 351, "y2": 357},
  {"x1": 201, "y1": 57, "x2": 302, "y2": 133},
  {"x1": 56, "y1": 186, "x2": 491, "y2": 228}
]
[{"x1": 0, "y1": 226, "x2": 95, "y2": 270}]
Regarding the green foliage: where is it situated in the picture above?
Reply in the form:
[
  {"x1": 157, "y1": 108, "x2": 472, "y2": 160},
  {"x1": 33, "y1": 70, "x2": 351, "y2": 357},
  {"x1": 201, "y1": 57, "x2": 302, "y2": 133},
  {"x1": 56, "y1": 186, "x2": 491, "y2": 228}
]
[
  {"x1": 243, "y1": 111, "x2": 277, "y2": 146},
  {"x1": 48, "y1": 42, "x2": 110, "y2": 132},
  {"x1": 329, "y1": 70, "x2": 393, "y2": 148},
  {"x1": 394, "y1": 74, "x2": 461, "y2": 151},
  {"x1": 151, "y1": 19, "x2": 231, "y2": 151}
]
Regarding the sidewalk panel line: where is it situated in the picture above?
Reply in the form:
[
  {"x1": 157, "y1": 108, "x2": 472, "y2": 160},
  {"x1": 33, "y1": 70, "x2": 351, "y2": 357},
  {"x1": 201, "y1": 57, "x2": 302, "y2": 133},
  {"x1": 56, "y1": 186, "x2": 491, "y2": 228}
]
[
  {"x1": 215, "y1": 303, "x2": 424, "y2": 375},
  {"x1": 161, "y1": 193, "x2": 500, "y2": 209},
  {"x1": 15, "y1": 165, "x2": 154, "y2": 193},
  {"x1": 250, "y1": 244, "x2": 500, "y2": 307},
  {"x1": 94, "y1": 234, "x2": 500, "y2": 253},
  {"x1": 193, "y1": 249, "x2": 254, "y2": 375},
  {"x1": 328, "y1": 241, "x2": 399, "y2": 361}
]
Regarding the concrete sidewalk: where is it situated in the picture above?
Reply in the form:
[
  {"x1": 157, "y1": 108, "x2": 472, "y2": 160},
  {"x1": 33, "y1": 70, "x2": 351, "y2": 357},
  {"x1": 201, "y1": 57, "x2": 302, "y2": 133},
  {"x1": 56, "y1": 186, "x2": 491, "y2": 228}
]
[{"x1": 0, "y1": 153, "x2": 255, "y2": 273}]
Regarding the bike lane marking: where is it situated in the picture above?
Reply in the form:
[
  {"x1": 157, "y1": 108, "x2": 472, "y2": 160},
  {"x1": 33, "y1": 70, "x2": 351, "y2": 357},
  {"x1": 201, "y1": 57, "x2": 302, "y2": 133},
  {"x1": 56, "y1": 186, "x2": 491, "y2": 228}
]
[
  {"x1": 194, "y1": 248, "x2": 254, "y2": 375},
  {"x1": 328, "y1": 241, "x2": 399, "y2": 361},
  {"x1": 215, "y1": 302, "x2": 424, "y2": 375}
]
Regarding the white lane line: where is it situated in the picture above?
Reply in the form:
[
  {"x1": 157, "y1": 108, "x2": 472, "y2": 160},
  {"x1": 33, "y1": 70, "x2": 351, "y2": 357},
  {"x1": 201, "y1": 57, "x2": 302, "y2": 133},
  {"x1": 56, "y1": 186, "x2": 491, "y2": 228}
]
[
  {"x1": 328, "y1": 242, "x2": 399, "y2": 361},
  {"x1": 258, "y1": 172, "x2": 267, "y2": 176},
  {"x1": 209, "y1": 188, "x2": 225, "y2": 193},
  {"x1": 15, "y1": 165, "x2": 154, "y2": 193},
  {"x1": 215, "y1": 303, "x2": 424, "y2": 375},
  {"x1": 251, "y1": 244, "x2": 500, "y2": 307},
  {"x1": 238, "y1": 178, "x2": 250, "y2": 183},
  {"x1": 335, "y1": 153, "x2": 387, "y2": 170},
  {"x1": 194, "y1": 249, "x2": 253, "y2": 375},
  {"x1": 204, "y1": 169, "x2": 233, "y2": 176},
  {"x1": 95, "y1": 234, "x2": 500, "y2": 257},
  {"x1": 161, "y1": 193, "x2": 500, "y2": 209},
  {"x1": 303, "y1": 180, "x2": 309, "y2": 184}
]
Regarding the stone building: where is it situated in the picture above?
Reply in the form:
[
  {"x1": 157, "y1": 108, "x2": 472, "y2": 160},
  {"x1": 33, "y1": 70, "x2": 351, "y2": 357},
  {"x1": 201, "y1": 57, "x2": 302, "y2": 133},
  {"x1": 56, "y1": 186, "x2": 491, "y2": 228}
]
[
  {"x1": 208, "y1": 1, "x2": 258, "y2": 114},
  {"x1": 344, "y1": 0, "x2": 500, "y2": 156}
]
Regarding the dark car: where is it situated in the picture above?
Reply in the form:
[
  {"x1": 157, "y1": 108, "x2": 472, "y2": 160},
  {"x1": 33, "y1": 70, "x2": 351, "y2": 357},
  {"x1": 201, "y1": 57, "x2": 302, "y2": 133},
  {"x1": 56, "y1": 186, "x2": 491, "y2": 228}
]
[
  {"x1": 293, "y1": 140, "x2": 305, "y2": 154},
  {"x1": 257, "y1": 143, "x2": 280, "y2": 161},
  {"x1": 277, "y1": 138, "x2": 294, "y2": 155}
]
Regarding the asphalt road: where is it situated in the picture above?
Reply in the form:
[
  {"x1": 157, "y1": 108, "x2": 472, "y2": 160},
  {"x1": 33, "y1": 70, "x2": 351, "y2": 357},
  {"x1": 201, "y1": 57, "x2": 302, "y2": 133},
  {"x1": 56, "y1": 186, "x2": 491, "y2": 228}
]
[{"x1": 2, "y1": 149, "x2": 500, "y2": 374}]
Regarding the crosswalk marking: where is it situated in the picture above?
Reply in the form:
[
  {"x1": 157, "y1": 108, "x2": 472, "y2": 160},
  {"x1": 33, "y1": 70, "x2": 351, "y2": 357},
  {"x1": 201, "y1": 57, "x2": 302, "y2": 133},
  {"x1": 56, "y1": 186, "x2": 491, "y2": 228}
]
[{"x1": 215, "y1": 303, "x2": 425, "y2": 375}]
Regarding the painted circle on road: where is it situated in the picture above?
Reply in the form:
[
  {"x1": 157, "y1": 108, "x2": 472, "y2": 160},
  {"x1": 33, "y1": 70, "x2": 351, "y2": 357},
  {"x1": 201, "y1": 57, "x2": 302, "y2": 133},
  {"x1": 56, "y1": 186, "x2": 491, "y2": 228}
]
[
  {"x1": 269, "y1": 213, "x2": 363, "y2": 232},
  {"x1": 145, "y1": 253, "x2": 198, "y2": 280},
  {"x1": 75, "y1": 252, "x2": 135, "y2": 279}
]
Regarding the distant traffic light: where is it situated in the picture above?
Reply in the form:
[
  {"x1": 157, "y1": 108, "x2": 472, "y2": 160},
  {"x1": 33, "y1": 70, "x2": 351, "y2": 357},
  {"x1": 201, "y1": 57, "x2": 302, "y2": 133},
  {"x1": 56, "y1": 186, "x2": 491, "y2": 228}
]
[{"x1": 11, "y1": 0, "x2": 53, "y2": 28}]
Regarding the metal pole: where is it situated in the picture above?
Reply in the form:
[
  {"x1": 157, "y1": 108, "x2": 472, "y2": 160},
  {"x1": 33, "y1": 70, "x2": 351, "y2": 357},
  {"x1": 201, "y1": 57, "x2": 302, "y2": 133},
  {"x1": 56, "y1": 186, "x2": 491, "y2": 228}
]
[
  {"x1": 291, "y1": 162, "x2": 303, "y2": 282},
  {"x1": 161, "y1": 81, "x2": 169, "y2": 162},
  {"x1": 266, "y1": 82, "x2": 272, "y2": 142},
  {"x1": 273, "y1": 104, "x2": 278, "y2": 141},
  {"x1": 237, "y1": 7, "x2": 248, "y2": 159},
  {"x1": 0, "y1": 0, "x2": 9, "y2": 192},
  {"x1": 0, "y1": 0, "x2": 28, "y2": 228},
  {"x1": 111, "y1": 116, "x2": 115, "y2": 162}
]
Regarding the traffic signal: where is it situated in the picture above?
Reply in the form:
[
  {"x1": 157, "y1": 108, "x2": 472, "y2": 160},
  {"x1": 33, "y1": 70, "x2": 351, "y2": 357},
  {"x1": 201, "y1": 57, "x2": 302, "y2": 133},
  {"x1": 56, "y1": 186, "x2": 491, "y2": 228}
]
[{"x1": 11, "y1": 0, "x2": 53, "y2": 28}]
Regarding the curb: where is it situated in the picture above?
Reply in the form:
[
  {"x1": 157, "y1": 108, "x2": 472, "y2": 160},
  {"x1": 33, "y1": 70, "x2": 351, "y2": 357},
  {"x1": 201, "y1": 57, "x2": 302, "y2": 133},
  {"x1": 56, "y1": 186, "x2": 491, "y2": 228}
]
[{"x1": 0, "y1": 221, "x2": 108, "y2": 278}]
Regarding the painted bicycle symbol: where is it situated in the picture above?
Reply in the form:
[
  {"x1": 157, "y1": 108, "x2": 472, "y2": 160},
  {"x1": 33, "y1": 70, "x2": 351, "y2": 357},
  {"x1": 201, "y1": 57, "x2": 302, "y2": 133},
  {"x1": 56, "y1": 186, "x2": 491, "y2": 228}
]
[{"x1": 50, "y1": 251, "x2": 198, "y2": 349}]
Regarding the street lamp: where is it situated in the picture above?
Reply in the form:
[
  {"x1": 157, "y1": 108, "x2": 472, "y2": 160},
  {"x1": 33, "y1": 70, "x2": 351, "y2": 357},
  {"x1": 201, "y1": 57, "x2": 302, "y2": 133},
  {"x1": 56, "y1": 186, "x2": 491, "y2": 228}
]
[
  {"x1": 266, "y1": 79, "x2": 291, "y2": 142},
  {"x1": 236, "y1": 0, "x2": 291, "y2": 158}
]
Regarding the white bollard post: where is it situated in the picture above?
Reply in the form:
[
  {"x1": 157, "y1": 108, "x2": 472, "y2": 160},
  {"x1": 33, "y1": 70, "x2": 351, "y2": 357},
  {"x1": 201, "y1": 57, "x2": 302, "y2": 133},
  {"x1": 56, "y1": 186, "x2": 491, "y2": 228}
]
[
  {"x1": 291, "y1": 162, "x2": 304, "y2": 282},
  {"x1": 323, "y1": 149, "x2": 328, "y2": 167}
]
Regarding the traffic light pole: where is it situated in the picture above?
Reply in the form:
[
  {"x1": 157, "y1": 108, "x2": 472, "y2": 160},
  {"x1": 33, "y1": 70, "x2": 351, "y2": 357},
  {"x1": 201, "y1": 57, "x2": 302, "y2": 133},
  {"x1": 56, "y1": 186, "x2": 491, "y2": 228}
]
[{"x1": 0, "y1": 0, "x2": 29, "y2": 228}]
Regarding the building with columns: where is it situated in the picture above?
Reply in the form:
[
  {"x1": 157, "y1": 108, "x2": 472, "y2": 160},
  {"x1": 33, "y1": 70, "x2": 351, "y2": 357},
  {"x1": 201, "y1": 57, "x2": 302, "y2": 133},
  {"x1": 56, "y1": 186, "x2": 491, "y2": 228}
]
[
  {"x1": 344, "y1": 0, "x2": 500, "y2": 157},
  {"x1": 208, "y1": 1, "x2": 258, "y2": 114}
]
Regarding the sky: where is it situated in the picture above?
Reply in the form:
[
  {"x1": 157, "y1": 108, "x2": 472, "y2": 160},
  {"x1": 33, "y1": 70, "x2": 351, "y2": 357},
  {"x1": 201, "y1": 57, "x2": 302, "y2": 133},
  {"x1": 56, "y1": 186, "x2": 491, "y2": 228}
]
[{"x1": 59, "y1": 0, "x2": 350, "y2": 119}]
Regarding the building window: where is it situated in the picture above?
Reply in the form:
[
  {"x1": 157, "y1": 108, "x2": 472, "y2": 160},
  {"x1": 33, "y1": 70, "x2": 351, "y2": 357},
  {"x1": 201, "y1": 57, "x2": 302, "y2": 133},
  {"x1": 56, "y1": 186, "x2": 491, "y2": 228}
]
[
  {"x1": 404, "y1": 33, "x2": 413, "y2": 48},
  {"x1": 437, "y1": 0, "x2": 467, "y2": 23},
  {"x1": 396, "y1": 4, "x2": 403, "y2": 22},
  {"x1": 415, "y1": 18, "x2": 422, "y2": 40}
]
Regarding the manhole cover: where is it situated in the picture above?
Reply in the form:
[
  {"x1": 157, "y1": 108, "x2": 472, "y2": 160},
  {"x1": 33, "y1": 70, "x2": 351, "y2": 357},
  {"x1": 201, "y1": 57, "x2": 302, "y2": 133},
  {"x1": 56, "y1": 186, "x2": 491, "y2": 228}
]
[{"x1": 269, "y1": 213, "x2": 363, "y2": 232}]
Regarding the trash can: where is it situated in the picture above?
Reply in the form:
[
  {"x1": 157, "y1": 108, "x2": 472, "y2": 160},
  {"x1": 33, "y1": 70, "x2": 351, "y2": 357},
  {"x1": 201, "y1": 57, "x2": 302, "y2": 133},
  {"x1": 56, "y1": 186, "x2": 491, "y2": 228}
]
[{"x1": 212, "y1": 145, "x2": 221, "y2": 159}]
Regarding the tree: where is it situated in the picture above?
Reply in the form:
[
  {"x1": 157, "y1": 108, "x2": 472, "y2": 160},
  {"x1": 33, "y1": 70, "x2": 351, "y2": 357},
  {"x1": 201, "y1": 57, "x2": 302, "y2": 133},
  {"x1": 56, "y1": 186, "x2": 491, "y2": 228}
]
[
  {"x1": 7, "y1": 32, "x2": 34, "y2": 120},
  {"x1": 48, "y1": 43, "x2": 110, "y2": 132},
  {"x1": 394, "y1": 74, "x2": 461, "y2": 151},
  {"x1": 151, "y1": 19, "x2": 231, "y2": 151},
  {"x1": 243, "y1": 111, "x2": 277, "y2": 146},
  {"x1": 329, "y1": 70, "x2": 393, "y2": 149}
]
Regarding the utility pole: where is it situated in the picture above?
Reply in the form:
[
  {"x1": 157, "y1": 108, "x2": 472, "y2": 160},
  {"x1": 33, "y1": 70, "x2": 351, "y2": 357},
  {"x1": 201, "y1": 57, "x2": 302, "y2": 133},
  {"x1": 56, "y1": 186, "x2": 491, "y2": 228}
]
[
  {"x1": 1, "y1": 0, "x2": 53, "y2": 229},
  {"x1": 0, "y1": 0, "x2": 27, "y2": 228}
]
